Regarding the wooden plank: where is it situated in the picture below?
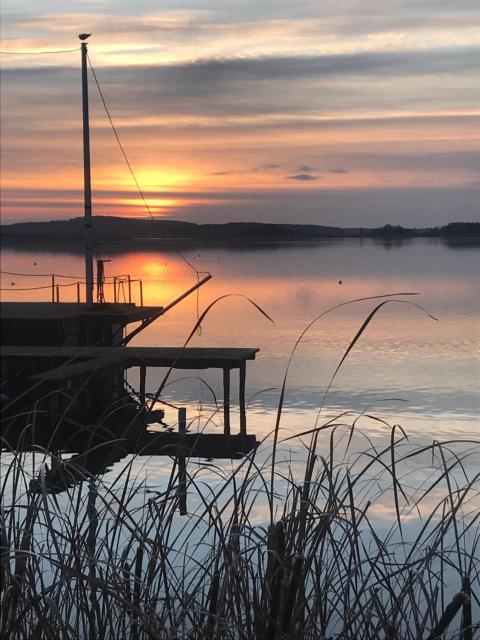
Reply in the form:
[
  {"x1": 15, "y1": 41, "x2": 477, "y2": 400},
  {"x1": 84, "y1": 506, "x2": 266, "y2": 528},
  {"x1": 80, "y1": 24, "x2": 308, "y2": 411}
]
[
  {"x1": 2, "y1": 346, "x2": 259, "y2": 364},
  {"x1": 5, "y1": 346, "x2": 259, "y2": 381},
  {"x1": 223, "y1": 367, "x2": 231, "y2": 436},
  {"x1": 123, "y1": 351, "x2": 257, "y2": 369},
  {"x1": 0, "y1": 302, "x2": 163, "y2": 322},
  {"x1": 123, "y1": 347, "x2": 259, "y2": 368},
  {"x1": 239, "y1": 361, "x2": 247, "y2": 436}
]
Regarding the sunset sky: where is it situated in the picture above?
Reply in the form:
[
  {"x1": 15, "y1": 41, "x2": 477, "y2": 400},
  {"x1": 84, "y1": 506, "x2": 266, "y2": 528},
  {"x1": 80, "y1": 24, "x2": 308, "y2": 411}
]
[{"x1": 1, "y1": 0, "x2": 479, "y2": 226}]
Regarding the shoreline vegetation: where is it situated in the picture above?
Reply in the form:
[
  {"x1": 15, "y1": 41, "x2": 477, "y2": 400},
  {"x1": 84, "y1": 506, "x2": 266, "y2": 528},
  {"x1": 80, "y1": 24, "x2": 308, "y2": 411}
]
[
  {"x1": 1, "y1": 298, "x2": 479, "y2": 638},
  {"x1": 1, "y1": 218, "x2": 479, "y2": 250},
  {"x1": 1, "y1": 412, "x2": 478, "y2": 639}
]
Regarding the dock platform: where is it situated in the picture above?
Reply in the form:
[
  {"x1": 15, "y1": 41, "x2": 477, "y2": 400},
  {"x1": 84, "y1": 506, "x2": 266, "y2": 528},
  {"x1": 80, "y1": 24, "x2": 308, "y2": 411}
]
[
  {"x1": 1, "y1": 302, "x2": 164, "y2": 347},
  {"x1": 1, "y1": 345, "x2": 259, "y2": 437}
]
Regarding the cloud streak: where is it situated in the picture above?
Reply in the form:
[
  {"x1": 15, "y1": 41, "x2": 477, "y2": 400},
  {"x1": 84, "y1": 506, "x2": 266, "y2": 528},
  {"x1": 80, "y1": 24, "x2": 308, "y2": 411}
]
[
  {"x1": 3, "y1": 45, "x2": 479, "y2": 125},
  {"x1": 286, "y1": 173, "x2": 317, "y2": 181}
]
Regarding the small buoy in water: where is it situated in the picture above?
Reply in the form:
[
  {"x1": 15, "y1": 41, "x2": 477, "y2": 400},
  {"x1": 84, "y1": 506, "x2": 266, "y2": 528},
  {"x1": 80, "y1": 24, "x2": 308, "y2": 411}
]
[
  {"x1": 33, "y1": 262, "x2": 37, "y2": 266},
  {"x1": 338, "y1": 280, "x2": 343, "y2": 284},
  {"x1": 11, "y1": 282, "x2": 15, "y2": 286}
]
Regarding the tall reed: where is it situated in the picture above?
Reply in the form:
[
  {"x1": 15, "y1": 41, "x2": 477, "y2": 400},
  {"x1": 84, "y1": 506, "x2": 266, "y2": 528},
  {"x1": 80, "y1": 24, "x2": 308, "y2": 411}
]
[
  {"x1": 1, "y1": 417, "x2": 478, "y2": 639},
  {"x1": 1, "y1": 296, "x2": 478, "y2": 638}
]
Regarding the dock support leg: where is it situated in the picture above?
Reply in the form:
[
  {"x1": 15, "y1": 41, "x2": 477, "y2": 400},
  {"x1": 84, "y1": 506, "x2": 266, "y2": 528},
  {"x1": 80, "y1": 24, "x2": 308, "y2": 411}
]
[
  {"x1": 223, "y1": 367, "x2": 231, "y2": 436},
  {"x1": 239, "y1": 361, "x2": 247, "y2": 436},
  {"x1": 178, "y1": 407, "x2": 187, "y2": 516},
  {"x1": 139, "y1": 365, "x2": 146, "y2": 407}
]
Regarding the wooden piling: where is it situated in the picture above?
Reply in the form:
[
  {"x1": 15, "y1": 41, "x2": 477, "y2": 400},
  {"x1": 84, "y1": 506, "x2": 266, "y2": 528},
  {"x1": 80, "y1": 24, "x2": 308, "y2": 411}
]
[
  {"x1": 139, "y1": 365, "x2": 146, "y2": 407},
  {"x1": 178, "y1": 407, "x2": 187, "y2": 515},
  {"x1": 239, "y1": 361, "x2": 247, "y2": 436},
  {"x1": 223, "y1": 367, "x2": 231, "y2": 436}
]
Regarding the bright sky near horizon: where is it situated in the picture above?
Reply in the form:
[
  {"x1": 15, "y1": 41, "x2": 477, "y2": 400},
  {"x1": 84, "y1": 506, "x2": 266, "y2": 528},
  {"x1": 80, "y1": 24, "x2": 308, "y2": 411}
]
[{"x1": 1, "y1": 1, "x2": 479, "y2": 226}]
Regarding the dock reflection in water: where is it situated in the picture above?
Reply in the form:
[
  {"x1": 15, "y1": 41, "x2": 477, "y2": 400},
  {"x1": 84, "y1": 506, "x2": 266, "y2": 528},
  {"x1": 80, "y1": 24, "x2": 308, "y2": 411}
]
[{"x1": 2, "y1": 343, "x2": 259, "y2": 494}]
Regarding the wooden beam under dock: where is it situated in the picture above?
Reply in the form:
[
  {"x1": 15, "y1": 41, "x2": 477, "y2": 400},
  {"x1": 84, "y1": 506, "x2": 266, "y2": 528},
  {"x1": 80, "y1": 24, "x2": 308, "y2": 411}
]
[{"x1": 2, "y1": 346, "x2": 259, "y2": 379}]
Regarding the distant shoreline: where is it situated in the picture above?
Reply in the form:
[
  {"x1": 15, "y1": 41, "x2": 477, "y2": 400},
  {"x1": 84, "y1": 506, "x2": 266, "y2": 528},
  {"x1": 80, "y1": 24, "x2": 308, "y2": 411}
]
[{"x1": 1, "y1": 217, "x2": 479, "y2": 251}]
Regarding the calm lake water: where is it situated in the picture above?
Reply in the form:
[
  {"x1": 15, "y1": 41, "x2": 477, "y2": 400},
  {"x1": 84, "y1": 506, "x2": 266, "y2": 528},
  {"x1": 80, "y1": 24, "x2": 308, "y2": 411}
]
[
  {"x1": 2, "y1": 238, "x2": 479, "y2": 508},
  {"x1": 2, "y1": 237, "x2": 478, "y2": 640},
  {"x1": 2, "y1": 238, "x2": 479, "y2": 428}
]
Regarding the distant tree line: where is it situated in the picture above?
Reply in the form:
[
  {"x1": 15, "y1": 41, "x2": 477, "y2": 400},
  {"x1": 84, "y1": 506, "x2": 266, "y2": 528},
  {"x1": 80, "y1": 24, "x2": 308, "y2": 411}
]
[{"x1": 1, "y1": 217, "x2": 479, "y2": 245}]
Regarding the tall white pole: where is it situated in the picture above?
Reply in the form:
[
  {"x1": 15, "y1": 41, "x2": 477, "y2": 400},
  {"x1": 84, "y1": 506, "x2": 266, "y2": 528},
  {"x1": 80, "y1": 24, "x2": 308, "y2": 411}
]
[{"x1": 80, "y1": 37, "x2": 94, "y2": 305}]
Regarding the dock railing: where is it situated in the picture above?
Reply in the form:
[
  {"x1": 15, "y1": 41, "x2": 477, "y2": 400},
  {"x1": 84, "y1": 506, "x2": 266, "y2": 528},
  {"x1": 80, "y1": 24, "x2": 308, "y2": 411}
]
[{"x1": 1, "y1": 270, "x2": 144, "y2": 306}]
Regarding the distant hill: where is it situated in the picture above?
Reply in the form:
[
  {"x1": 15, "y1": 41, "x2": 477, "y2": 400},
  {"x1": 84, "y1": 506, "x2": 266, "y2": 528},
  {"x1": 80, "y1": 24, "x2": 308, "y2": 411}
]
[
  {"x1": 1, "y1": 217, "x2": 345, "y2": 242},
  {"x1": 1, "y1": 217, "x2": 479, "y2": 247},
  {"x1": 437, "y1": 222, "x2": 480, "y2": 236}
]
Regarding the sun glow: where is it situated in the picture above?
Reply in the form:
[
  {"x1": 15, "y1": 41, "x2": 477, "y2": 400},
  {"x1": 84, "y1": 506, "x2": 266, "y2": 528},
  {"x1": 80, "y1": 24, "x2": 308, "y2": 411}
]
[
  {"x1": 122, "y1": 197, "x2": 185, "y2": 212},
  {"x1": 118, "y1": 169, "x2": 193, "y2": 190},
  {"x1": 141, "y1": 261, "x2": 169, "y2": 278}
]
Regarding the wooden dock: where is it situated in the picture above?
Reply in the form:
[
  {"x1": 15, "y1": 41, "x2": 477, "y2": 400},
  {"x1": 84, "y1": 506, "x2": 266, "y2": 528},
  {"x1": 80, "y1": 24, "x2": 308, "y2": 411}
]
[
  {"x1": 2, "y1": 345, "x2": 259, "y2": 437},
  {"x1": 1, "y1": 301, "x2": 261, "y2": 480},
  {"x1": 1, "y1": 302, "x2": 260, "y2": 499},
  {"x1": 1, "y1": 302, "x2": 164, "y2": 347}
]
